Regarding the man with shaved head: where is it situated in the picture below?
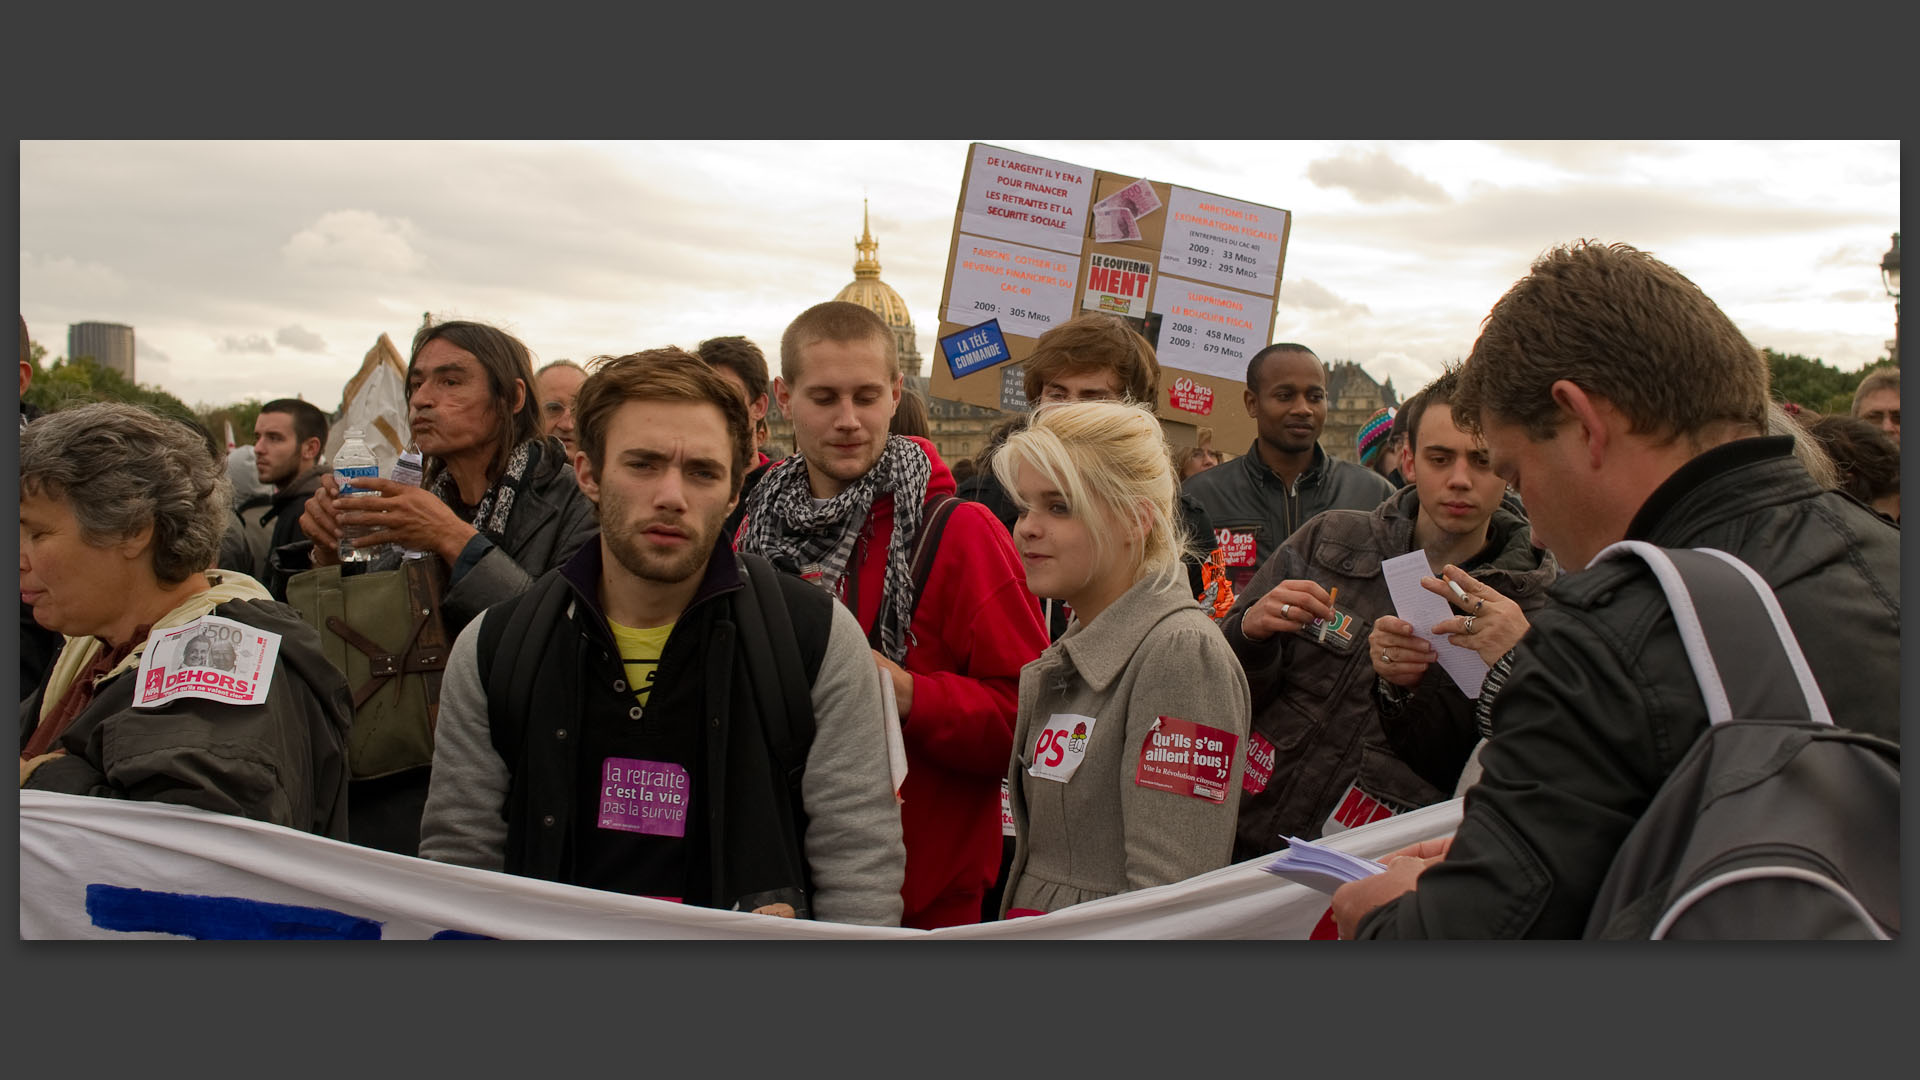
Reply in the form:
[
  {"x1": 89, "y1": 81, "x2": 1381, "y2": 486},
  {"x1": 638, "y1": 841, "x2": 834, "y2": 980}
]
[{"x1": 1182, "y1": 343, "x2": 1395, "y2": 593}]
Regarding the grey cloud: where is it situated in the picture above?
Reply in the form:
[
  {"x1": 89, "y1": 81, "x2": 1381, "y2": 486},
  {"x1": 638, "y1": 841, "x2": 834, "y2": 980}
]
[
  {"x1": 284, "y1": 209, "x2": 426, "y2": 273},
  {"x1": 275, "y1": 324, "x2": 328, "y2": 352},
  {"x1": 1279, "y1": 278, "x2": 1373, "y2": 317},
  {"x1": 1487, "y1": 141, "x2": 1686, "y2": 171},
  {"x1": 135, "y1": 340, "x2": 172, "y2": 367},
  {"x1": 1306, "y1": 150, "x2": 1450, "y2": 205},
  {"x1": 220, "y1": 334, "x2": 274, "y2": 354},
  {"x1": 1309, "y1": 183, "x2": 1886, "y2": 260}
]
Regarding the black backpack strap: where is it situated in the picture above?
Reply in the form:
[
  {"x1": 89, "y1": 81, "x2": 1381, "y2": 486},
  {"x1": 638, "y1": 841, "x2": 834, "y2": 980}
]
[
  {"x1": 734, "y1": 553, "x2": 818, "y2": 786},
  {"x1": 481, "y1": 571, "x2": 575, "y2": 763},
  {"x1": 1590, "y1": 542, "x2": 1831, "y2": 727},
  {"x1": 909, "y1": 494, "x2": 961, "y2": 625}
]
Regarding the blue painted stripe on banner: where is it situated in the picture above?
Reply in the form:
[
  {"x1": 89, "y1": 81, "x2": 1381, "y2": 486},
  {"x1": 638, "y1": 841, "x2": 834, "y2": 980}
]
[{"x1": 85, "y1": 884, "x2": 384, "y2": 940}]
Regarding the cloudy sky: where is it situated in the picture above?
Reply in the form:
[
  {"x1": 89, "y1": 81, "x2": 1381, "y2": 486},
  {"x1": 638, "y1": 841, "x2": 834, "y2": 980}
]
[{"x1": 19, "y1": 140, "x2": 1901, "y2": 412}]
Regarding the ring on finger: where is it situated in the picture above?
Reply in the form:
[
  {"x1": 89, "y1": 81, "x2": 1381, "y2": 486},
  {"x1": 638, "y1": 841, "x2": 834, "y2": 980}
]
[
  {"x1": 1474, "y1": 597, "x2": 1485, "y2": 613},
  {"x1": 1280, "y1": 602, "x2": 1291, "y2": 619},
  {"x1": 1462, "y1": 615, "x2": 1477, "y2": 634},
  {"x1": 1382, "y1": 649, "x2": 1392, "y2": 664}
]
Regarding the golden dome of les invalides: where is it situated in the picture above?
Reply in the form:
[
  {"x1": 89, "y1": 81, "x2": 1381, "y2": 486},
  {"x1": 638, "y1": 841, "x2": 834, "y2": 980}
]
[
  {"x1": 833, "y1": 200, "x2": 925, "y2": 376},
  {"x1": 767, "y1": 202, "x2": 1005, "y2": 465}
]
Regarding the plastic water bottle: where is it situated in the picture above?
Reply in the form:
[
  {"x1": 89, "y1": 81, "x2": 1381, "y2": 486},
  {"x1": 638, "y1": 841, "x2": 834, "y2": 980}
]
[
  {"x1": 334, "y1": 428, "x2": 381, "y2": 563},
  {"x1": 389, "y1": 446, "x2": 427, "y2": 559}
]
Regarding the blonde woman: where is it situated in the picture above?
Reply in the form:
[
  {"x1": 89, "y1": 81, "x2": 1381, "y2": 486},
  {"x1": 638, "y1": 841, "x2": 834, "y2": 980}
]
[{"x1": 994, "y1": 401, "x2": 1251, "y2": 918}]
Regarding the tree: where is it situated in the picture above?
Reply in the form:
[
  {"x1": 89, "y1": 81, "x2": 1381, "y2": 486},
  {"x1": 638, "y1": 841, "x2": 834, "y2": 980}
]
[
  {"x1": 1763, "y1": 348, "x2": 1889, "y2": 416},
  {"x1": 23, "y1": 346, "x2": 200, "y2": 429},
  {"x1": 198, "y1": 399, "x2": 265, "y2": 450}
]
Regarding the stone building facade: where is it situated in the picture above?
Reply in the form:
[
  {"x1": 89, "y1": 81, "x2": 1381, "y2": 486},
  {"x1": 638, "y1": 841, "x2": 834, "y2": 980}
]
[{"x1": 1321, "y1": 359, "x2": 1399, "y2": 464}]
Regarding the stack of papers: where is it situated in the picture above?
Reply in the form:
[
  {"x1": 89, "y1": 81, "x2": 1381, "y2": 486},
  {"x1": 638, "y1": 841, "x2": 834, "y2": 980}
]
[{"x1": 1261, "y1": 837, "x2": 1388, "y2": 895}]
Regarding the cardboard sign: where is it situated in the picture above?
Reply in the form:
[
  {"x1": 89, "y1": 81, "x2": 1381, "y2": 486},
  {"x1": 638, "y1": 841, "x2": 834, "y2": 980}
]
[
  {"x1": 932, "y1": 144, "x2": 1292, "y2": 453},
  {"x1": 1001, "y1": 779, "x2": 1016, "y2": 837},
  {"x1": 940, "y1": 319, "x2": 1012, "y2": 379},
  {"x1": 135, "y1": 614, "x2": 282, "y2": 708},
  {"x1": 1169, "y1": 376, "x2": 1214, "y2": 415},
  {"x1": 1135, "y1": 716, "x2": 1238, "y2": 803}
]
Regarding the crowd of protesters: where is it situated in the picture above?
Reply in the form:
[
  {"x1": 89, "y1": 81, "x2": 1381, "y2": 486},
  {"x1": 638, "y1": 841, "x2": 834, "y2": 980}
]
[{"x1": 17, "y1": 238, "x2": 1902, "y2": 938}]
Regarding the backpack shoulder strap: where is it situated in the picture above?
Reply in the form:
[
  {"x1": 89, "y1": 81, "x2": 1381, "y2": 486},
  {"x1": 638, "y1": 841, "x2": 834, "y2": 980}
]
[
  {"x1": 481, "y1": 570, "x2": 574, "y2": 763},
  {"x1": 734, "y1": 552, "x2": 819, "y2": 778},
  {"x1": 908, "y1": 494, "x2": 962, "y2": 623},
  {"x1": 1590, "y1": 541, "x2": 1831, "y2": 727}
]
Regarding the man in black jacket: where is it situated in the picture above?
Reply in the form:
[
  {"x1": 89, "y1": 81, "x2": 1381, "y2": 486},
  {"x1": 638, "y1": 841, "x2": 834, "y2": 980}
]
[
  {"x1": 1332, "y1": 240, "x2": 1901, "y2": 939},
  {"x1": 1183, "y1": 344, "x2": 1394, "y2": 594},
  {"x1": 222, "y1": 398, "x2": 329, "y2": 601}
]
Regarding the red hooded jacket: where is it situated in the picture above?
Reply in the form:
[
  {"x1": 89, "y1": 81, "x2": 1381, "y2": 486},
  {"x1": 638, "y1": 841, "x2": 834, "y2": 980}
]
[{"x1": 744, "y1": 437, "x2": 1046, "y2": 929}]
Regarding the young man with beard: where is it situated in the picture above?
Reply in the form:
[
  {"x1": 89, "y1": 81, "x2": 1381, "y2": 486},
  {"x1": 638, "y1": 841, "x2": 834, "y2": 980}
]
[
  {"x1": 736, "y1": 301, "x2": 1048, "y2": 929},
  {"x1": 220, "y1": 398, "x2": 329, "y2": 601},
  {"x1": 1219, "y1": 368, "x2": 1559, "y2": 861},
  {"x1": 1183, "y1": 344, "x2": 1395, "y2": 595},
  {"x1": 418, "y1": 348, "x2": 905, "y2": 924}
]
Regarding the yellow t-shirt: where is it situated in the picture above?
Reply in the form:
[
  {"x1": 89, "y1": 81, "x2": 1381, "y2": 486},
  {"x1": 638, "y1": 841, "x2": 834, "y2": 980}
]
[{"x1": 605, "y1": 619, "x2": 674, "y2": 709}]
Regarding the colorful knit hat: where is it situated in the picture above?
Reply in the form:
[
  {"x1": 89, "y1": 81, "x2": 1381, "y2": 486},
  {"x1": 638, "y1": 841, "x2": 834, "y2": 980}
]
[{"x1": 1356, "y1": 406, "x2": 1396, "y2": 466}]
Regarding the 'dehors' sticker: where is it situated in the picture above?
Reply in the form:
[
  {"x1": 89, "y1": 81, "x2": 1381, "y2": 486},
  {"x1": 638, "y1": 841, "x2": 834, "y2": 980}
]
[
  {"x1": 134, "y1": 613, "x2": 281, "y2": 708},
  {"x1": 1135, "y1": 716, "x2": 1238, "y2": 803},
  {"x1": 1028, "y1": 713, "x2": 1098, "y2": 783}
]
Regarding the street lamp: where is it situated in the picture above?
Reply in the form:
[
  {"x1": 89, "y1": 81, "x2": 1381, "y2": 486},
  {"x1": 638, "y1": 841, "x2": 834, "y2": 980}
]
[
  {"x1": 1880, "y1": 233, "x2": 1899, "y2": 366},
  {"x1": 1882, "y1": 233, "x2": 1900, "y2": 302}
]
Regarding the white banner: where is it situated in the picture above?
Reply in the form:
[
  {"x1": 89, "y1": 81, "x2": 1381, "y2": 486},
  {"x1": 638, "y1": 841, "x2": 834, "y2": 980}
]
[{"x1": 20, "y1": 790, "x2": 1460, "y2": 940}]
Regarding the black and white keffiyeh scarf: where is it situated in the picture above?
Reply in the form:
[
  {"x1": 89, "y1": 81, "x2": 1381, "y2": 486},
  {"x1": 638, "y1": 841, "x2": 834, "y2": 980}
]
[
  {"x1": 737, "y1": 434, "x2": 932, "y2": 662},
  {"x1": 428, "y1": 438, "x2": 543, "y2": 546}
]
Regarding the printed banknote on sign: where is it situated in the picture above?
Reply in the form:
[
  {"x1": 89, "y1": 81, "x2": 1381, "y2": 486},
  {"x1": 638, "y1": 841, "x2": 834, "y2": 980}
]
[{"x1": 134, "y1": 613, "x2": 282, "y2": 708}]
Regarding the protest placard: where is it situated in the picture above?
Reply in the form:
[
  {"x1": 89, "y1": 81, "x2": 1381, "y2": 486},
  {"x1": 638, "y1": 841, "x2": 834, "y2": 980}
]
[{"x1": 932, "y1": 144, "x2": 1291, "y2": 451}]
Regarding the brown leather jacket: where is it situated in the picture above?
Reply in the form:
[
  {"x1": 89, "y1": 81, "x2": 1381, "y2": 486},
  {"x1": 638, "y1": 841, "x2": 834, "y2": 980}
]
[{"x1": 1220, "y1": 487, "x2": 1558, "y2": 861}]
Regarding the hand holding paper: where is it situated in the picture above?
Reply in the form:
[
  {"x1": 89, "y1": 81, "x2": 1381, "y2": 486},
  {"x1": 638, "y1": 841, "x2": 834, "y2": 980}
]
[
  {"x1": 1420, "y1": 566, "x2": 1531, "y2": 667},
  {"x1": 1381, "y1": 551, "x2": 1490, "y2": 697},
  {"x1": 1261, "y1": 836, "x2": 1388, "y2": 895}
]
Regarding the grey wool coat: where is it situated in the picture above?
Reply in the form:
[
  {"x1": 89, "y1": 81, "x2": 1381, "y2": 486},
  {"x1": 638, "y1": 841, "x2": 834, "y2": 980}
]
[{"x1": 1002, "y1": 572, "x2": 1252, "y2": 917}]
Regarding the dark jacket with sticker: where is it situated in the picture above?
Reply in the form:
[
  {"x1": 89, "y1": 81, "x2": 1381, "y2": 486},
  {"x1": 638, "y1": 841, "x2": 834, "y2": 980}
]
[
  {"x1": 416, "y1": 539, "x2": 907, "y2": 926},
  {"x1": 1003, "y1": 573, "x2": 1249, "y2": 916},
  {"x1": 1355, "y1": 437, "x2": 1900, "y2": 938},
  {"x1": 1182, "y1": 441, "x2": 1396, "y2": 594},
  {"x1": 1220, "y1": 487, "x2": 1558, "y2": 861},
  {"x1": 21, "y1": 579, "x2": 353, "y2": 840}
]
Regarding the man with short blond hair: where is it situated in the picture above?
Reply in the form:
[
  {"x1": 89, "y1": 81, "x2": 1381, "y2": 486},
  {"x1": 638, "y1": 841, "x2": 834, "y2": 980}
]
[{"x1": 738, "y1": 300, "x2": 1048, "y2": 929}]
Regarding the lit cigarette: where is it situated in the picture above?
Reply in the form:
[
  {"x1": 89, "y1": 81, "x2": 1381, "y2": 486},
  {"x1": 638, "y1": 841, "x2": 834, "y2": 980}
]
[
  {"x1": 1319, "y1": 587, "x2": 1338, "y2": 643},
  {"x1": 1448, "y1": 579, "x2": 1470, "y2": 605}
]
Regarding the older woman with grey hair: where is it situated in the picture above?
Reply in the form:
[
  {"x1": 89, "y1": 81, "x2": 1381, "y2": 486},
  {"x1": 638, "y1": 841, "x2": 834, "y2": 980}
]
[{"x1": 19, "y1": 402, "x2": 352, "y2": 836}]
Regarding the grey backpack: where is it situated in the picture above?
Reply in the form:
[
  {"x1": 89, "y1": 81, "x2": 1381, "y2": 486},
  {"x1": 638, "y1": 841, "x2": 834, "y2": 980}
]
[{"x1": 1582, "y1": 542, "x2": 1899, "y2": 940}]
